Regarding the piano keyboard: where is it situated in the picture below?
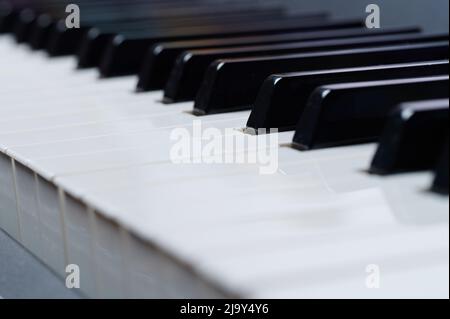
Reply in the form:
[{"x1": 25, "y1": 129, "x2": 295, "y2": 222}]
[{"x1": 0, "y1": 0, "x2": 448, "y2": 299}]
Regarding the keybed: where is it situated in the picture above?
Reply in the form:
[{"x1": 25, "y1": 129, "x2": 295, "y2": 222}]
[{"x1": 0, "y1": 0, "x2": 448, "y2": 298}]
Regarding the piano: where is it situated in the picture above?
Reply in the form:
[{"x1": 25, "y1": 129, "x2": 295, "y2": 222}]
[{"x1": 0, "y1": 0, "x2": 448, "y2": 299}]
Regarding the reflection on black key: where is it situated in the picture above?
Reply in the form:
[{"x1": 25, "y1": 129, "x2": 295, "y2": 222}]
[
  {"x1": 137, "y1": 27, "x2": 419, "y2": 91},
  {"x1": 165, "y1": 33, "x2": 447, "y2": 103},
  {"x1": 292, "y1": 76, "x2": 449, "y2": 150},
  {"x1": 370, "y1": 99, "x2": 449, "y2": 175},
  {"x1": 100, "y1": 18, "x2": 359, "y2": 77},
  {"x1": 432, "y1": 138, "x2": 449, "y2": 195},
  {"x1": 247, "y1": 60, "x2": 449, "y2": 131},
  {"x1": 194, "y1": 42, "x2": 449, "y2": 115}
]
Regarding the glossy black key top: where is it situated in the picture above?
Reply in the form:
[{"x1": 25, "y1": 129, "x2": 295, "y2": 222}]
[
  {"x1": 370, "y1": 99, "x2": 449, "y2": 175},
  {"x1": 48, "y1": 17, "x2": 166, "y2": 56},
  {"x1": 36, "y1": 6, "x2": 126, "y2": 51},
  {"x1": 76, "y1": 11, "x2": 283, "y2": 69},
  {"x1": 247, "y1": 60, "x2": 449, "y2": 131},
  {"x1": 137, "y1": 27, "x2": 420, "y2": 91},
  {"x1": 25, "y1": 0, "x2": 152, "y2": 49},
  {"x1": 165, "y1": 33, "x2": 447, "y2": 103},
  {"x1": 61, "y1": 9, "x2": 293, "y2": 58},
  {"x1": 194, "y1": 42, "x2": 449, "y2": 115},
  {"x1": 38, "y1": 10, "x2": 143, "y2": 53},
  {"x1": 100, "y1": 18, "x2": 359, "y2": 77},
  {"x1": 48, "y1": 2, "x2": 273, "y2": 56},
  {"x1": 292, "y1": 76, "x2": 449, "y2": 150},
  {"x1": 432, "y1": 138, "x2": 449, "y2": 195}
]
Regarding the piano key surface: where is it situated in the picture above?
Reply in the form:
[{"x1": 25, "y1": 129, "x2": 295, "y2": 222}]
[{"x1": 0, "y1": 1, "x2": 448, "y2": 299}]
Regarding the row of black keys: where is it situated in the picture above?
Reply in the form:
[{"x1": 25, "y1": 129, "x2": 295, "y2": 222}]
[{"x1": 1, "y1": 1, "x2": 448, "y2": 193}]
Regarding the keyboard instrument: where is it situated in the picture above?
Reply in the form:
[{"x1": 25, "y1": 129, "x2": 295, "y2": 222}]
[{"x1": 0, "y1": 0, "x2": 448, "y2": 299}]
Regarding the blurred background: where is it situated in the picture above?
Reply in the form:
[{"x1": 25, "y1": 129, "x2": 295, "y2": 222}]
[
  {"x1": 284, "y1": 0, "x2": 449, "y2": 32},
  {"x1": 4, "y1": 0, "x2": 449, "y2": 32}
]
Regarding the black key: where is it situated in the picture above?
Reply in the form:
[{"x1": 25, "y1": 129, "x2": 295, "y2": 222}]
[
  {"x1": 247, "y1": 60, "x2": 449, "y2": 131},
  {"x1": 76, "y1": 7, "x2": 296, "y2": 68},
  {"x1": 48, "y1": 19, "x2": 157, "y2": 56},
  {"x1": 46, "y1": 23, "x2": 89, "y2": 56},
  {"x1": 29, "y1": 13, "x2": 54, "y2": 50},
  {"x1": 14, "y1": 2, "x2": 67, "y2": 45},
  {"x1": 8, "y1": 2, "x2": 289, "y2": 47},
  {"x1": 33, "y1": 7, "x2": 146, "y2": 51},
  {"x1": 26, "y1": 0, "x2": 156, "y2": 49},
  {"x1": 194, "y1": 42, "x2": 449, "y2": 115},
  {"x1": 19, "y1": 1, "x2": 290, "y2": 51},
  {"x1": 51, "y1": 6, "x2": 295, "y2": 57},
  {"x1": 137, "y1": 27, "x2": 420, "y2": 92},
  {"x1": 292, "y1": 76, "x2": 449, "y2": 150},
  {"x1": 26, "y1": 2, "x2": 94, "y2": 53},
  {"x1": 100, "y1": 18, "x2": 359, "y2": 77},
  {"x1": 165, "y1": 33, "x2": 447, "y2": 103},
  {"x1": 432, "y1": 138, "x2": 449, "y2": 195},
  {"x1": 77, "y1": 22, "x2": 223, "y2": 69},
  {"x1": 13, "y1": 8, "x2": 36, "y2": 43},
  {"x1": 33, "y1": 1, "x2": 130, "y2": 50},
  {"x1": 370, "y1": 99, "x2": 449, "y2": 175},
  {"x1": 0, "y1": 1, "x2": 16, "y2": 33}
]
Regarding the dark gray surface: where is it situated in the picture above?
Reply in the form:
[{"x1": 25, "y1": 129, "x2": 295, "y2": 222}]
[{"x1": 0, "y1": 229, "x2": 81, "y2": 299}]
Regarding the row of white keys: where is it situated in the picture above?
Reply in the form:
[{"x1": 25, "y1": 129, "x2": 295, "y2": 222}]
[
  {"x1": 61, "y1": 145, "x2": 448, "y2": 297},
  {"x1": 0, "y1": 39, "x2": 270, "y2": 178}
]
